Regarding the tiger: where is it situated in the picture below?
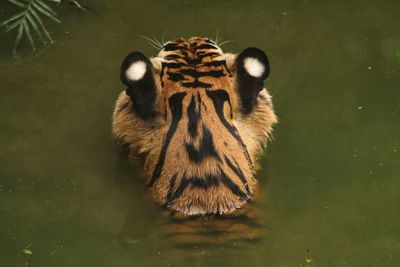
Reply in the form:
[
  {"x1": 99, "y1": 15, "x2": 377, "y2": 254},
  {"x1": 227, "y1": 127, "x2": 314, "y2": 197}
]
[{"x1": 112, "y1": 37, "x2": 277, "y2": 242}]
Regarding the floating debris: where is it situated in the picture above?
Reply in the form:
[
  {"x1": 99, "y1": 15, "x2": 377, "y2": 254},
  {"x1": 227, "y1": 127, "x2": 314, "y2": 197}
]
[
  {"x1": 22, "y1": 244, "x2": 32, "y2": 255},
  {"x1": 305, "y1": 256, "x2": 313, "y2": 266},
  {"x1": 22, "y1": 249, "x2": 32, "y2": 255}
]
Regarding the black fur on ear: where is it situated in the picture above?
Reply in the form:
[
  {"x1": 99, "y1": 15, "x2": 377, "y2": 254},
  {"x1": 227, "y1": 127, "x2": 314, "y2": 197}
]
[
  {"x1": 120, "y1": 51, "x2": 157, "y2": 119},
  {"x1": 235, "y1": 47, "x2": 270, "y2": 114}
]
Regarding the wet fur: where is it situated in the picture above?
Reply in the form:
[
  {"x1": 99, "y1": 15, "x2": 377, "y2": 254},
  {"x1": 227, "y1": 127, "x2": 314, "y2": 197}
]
[{"x1": 112, "y1": 37, "x2": 277, "y2": 216}]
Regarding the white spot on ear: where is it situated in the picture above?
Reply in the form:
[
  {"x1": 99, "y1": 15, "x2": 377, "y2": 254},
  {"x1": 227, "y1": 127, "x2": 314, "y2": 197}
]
[
  {"x1": 243, "y1": 57, "x2": 265, "y2": 77},
  {"x1": 125, "y1": 61, "x2": 147, "y2": 81}
]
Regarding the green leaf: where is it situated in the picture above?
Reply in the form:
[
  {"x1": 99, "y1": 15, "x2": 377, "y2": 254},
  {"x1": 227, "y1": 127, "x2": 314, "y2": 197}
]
[
  {"x1": 35, "y1": 0, "x2": 57, "y2": 16},
  {"x1": 396, "y1": 50, "x2": 400, "y2": 63},
  {"x1": 29, "y1": 7, "x2": 54, "y2": 43},
  {"x1": 13, "y1": 24, "x2": 24, "y2": 54},
  {"x1": 26, "y1": 12, "x2": 44, "y2": 42},
  {"x1": 8, "y1": 0, "x2": 26, "y2": 8},
  {"x1": 3, "y1": 17, "x2": 25, "y2": 33},
  {"x1": 32, "y1": 1, "x2": 61, "y2": 23},
  {"x1": 23, "y1": 20, "x2": 36, "y2": 51},
  {"x1": 2, "y1": 0, "x2": 61, "y2": 54},
  {"x1": 0, "y1": 11, "x2": 25, "y2": 27}
]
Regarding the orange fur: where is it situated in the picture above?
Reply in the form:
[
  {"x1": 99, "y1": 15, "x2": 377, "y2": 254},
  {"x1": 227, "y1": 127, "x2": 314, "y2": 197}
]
[{"x1": 112, "y1": 37, "x2": 277, "y2": 216}]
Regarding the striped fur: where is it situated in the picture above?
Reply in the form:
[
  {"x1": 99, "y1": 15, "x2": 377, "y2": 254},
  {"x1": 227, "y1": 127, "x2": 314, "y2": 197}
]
[{"x1": 113, "y1": 37, "x2": 277, "y2": 217}]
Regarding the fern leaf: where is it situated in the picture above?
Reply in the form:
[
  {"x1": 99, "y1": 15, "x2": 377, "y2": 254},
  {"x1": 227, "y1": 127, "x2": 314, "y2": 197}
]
[
  {"x1": 29, "y1": 7, "x2": 54, "y2": 43},
  {"x1": 0, "y1": 11, "x2": 25, "y2": 27},
  {"x1": 8, "y1": 0, "x2": 26, "y2": 8},
  {"x1": 32, "y1": 1, "x2": 61, "y2": 23},
  {"x1": 1, "y1": 0, "x2": 60, "y2": 53},
  {"x1": 23, "y1": 20, "x2": 36, "y2": 51},
  {"x1": 13, "y1": 24, "x2": 24, "y2": 54},
  {"x1": 26, "y1": 12, "x2": 44, "y2": 42}
]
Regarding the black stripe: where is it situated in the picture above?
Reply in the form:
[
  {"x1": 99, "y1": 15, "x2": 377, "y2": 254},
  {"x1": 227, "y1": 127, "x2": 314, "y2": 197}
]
[
  {"x1": 187, "y1": 95, "x2": 201, "y2": 138},
  {"x1": 197, "y1": 52, "x2": 220, "y2": 60},
  {"x1": 176, "y1": 56, "x2": 200, "y2": 66},
  {"x1": 185, "y1": 126, "x2": 221, "y2": 163},
  {"x1": 186, "y1": 58, "x2": 201, "y2": 65},
  {"x1": 182, "y1": 80, "x2": 212, "y2": 88},
  {"x1": 168, "y1": 173, "x2": 220, "y2": 203},
  {"x1": 165, "y1": 54, "x2": 183, "y2": 60},
  {"x1": 167, "y1": 72, "x2": 187, "y2": 82},
  {"x1": 160, "y1": 63, "x2": 166, "y2": 87},
  {"x1": 166, "y1": 170, "x2": 248, "y2": 204},
  {"x1": 219, "y1": 168, "x2": 249, "y2": 201},
  {"x1": 164, "y1": 62, "x2": 188, "y2": 68},
  {"x1": 166, "y1": 69, "x2": 225, "y2": 83},
  {"x1": 164, "y1": 55, "x2": 221, "y2": 67},
  {"x1": 163, "y1": 43, "x2": 188, "y2": 51},
  {"x1": 222, "y1": 60, "x2": 233, "y2": 76},
  {"x1": 196, "y1": 43, "x2": 218, "y2": 50},
  {"x1": 148, "y1": 92, "x2": 186, "y2": 186},
  {"x1": 202, "y1": 61, "x2": 225, "y2": 67},
  {"x1": 166, "y1": 173, "x2": 178, "y2": 204},
  {"x1": 205, "y1": 90, "x2": 254, "y2": 170},
  {"x1": 189, "y1": 41, "x2": 198, "y2": 51},
  {"x1": 224, "y1": 156, "x2": 250, "y2": 193},
  {"x1": 180, "y1": 69, "x2": 225, "y2": 78},
  {"x1": 190, "y1": 173, "x2": 220, "y2": 188},
  {"x1": 168, "y1": 174, "x2": 190, "y2": 203}
]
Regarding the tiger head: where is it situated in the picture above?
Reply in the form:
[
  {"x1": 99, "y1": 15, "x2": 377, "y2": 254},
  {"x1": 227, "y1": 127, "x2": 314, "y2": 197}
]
[{"x1": 113, "y1": 37, "x2": 277, "y2": 216}]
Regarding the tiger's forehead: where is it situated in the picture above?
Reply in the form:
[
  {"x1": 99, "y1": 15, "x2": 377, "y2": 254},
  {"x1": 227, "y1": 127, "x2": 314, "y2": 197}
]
[
  {"x1": 156, "y1": 37, "x2": 232, "y2": 91},
  {"x1": 158, "y1": 37, "x2": 223, "y2": 61}
]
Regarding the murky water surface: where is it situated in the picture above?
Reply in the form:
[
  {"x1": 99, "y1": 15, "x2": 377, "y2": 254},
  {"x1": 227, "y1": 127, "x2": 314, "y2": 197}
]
[{"x1": 1, "y1": 0, "x2": 399, "y2": 266}]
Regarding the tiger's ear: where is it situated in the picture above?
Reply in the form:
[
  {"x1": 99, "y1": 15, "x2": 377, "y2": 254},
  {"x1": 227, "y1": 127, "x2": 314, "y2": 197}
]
[
  {"x1": 120, "y1": 51, "x2": 157, "y2": 119},
  {"x1": 234, "y1": 47, "x2": 270, "y2": 114}
]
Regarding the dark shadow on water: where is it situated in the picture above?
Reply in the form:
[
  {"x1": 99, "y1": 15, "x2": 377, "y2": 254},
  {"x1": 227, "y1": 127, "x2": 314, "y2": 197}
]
[{"x1": 118, "y1": 200, "x2": 268, "y2": 251}]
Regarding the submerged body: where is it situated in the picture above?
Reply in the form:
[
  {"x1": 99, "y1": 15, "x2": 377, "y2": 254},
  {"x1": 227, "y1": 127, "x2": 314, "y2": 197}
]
[{"x1": 112, "y1": 37, "x2": 277, "y2": 216}]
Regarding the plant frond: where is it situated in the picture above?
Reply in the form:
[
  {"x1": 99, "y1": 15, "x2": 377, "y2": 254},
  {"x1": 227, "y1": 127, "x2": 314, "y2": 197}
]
[
  {"x1": 26, "y1": 12, "x2": 44, "y2": 42},
  {"x1": 0, "y1": 11, "x2": 25, "y2": 27},
  {"x1": 30, "y1": 7, "x2": 54, "y2": 43},
  {"x1": 32, "y1": 0, "x2": 61, "y2": 23},
  {"x1": 36, "y1": 0, "x2": 57, "y2": 16},
  {"x1": 13, "y1": 24, "x2": 24, "y2": 54},
  {"x1": 0, "y1": 0, "x2": 60, "y2": 54},
  {"x1": 23, "y1": 20, "x2": 36, "y2": 51},
  {"x1": 8, "y1": 0, "x2": 26, "y2": 8}
]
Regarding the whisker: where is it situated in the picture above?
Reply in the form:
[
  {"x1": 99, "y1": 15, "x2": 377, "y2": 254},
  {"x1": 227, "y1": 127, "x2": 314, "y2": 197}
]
[
  {"x1": 218, "y1": 40, "x2": 234, "y2": 47},
  {"x1": 152, "y1": 35, "x2": 163, "y2": 48},
  {"x1": 161, "y1": 30, "x2": 167, "y2": 46},
  {"x1": 139, "y1": 35, "x2": 163, "y2": 49}
]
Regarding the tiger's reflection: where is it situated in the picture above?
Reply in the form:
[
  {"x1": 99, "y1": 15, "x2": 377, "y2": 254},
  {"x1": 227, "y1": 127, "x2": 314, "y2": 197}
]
[{"x1": 119, "y1": 200, "x2": 266, "y2": 249}]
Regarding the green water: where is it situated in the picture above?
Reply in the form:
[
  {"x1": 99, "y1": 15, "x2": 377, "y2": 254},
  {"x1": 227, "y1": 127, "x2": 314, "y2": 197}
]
[{"x1": 1, "y1": 0, "x2": 400, "y2": 266}]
